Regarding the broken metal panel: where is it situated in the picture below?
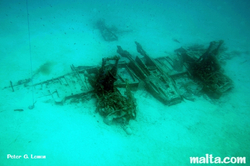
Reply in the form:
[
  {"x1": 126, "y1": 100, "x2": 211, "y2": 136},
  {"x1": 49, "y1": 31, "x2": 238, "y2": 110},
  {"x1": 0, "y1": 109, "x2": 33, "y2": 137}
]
[
  {"x1": 145, "y1": 75, "x2": 182, "y2": 105},
  {"x1": 138, "y1": 57, "x2": 182, "y2": 105},
  {"x1": 155, "y1": 56, "x2": 187, "y2": 77},
  {"x1": 3, "y1": 40, "x2": 234, "y2": 106},
  {"x1": 3, "y1": 70, "x2": 94, "y2": 105},
  {"x1": 115, "y1": 65, "x2": 140, "y2": 88},
  {"x1": 117, "y1": 45, "x2": 148, "y2": 80},
  {"x1": 118, "y1": 42, "x2": 182, "y2": 105},
  {"x1": 135, "y1": 56, "x2": 151, "y2": 76},
  {"x1": 76, "y1": 62, "x2": 141, "y2": 89}
]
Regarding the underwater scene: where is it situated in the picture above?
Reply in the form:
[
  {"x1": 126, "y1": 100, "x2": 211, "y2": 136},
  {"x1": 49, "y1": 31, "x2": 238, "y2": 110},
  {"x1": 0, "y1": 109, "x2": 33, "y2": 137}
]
[{"x1": 0, "y1": 0, "x2": 249, "y2": 165}]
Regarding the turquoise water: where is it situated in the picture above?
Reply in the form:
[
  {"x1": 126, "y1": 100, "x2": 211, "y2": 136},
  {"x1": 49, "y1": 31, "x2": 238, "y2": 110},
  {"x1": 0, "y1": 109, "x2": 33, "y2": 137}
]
[{"x1": 0, "y1": 0, "x2": 249, "y2": 165}]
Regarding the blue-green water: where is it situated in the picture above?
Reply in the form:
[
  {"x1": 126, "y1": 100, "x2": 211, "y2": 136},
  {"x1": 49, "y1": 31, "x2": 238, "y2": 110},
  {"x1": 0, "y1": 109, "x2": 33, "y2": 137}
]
[{"x1": 0, "y1": 0, "x2": 249, "y2": 165}]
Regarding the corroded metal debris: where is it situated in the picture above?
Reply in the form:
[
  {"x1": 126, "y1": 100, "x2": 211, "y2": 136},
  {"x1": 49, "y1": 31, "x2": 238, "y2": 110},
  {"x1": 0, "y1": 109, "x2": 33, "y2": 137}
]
[{"x1": 3, "y1": 40, "x2": 233, "y2": 105}]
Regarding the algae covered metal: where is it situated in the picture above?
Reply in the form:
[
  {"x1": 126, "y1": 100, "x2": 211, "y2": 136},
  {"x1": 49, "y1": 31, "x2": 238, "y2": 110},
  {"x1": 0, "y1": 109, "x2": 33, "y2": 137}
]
[
  {"x1": 3, "y1": 40, "x2": 233, "y2": 105},
  {"x1": 2, "y1": 40, "x2": 234, "y2": 134}
]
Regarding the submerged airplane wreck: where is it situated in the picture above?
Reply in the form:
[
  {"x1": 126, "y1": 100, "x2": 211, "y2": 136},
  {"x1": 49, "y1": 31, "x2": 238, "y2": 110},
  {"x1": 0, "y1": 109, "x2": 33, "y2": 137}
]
[{"x1": 3, "y1": 40, "x2": 233, "y2": 134}]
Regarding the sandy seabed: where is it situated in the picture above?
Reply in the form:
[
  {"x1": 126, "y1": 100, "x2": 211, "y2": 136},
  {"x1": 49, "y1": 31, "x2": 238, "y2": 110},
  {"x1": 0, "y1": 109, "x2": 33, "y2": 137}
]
[{"x1": 0, "y1": 0, "x2": 249, "y2": 165}]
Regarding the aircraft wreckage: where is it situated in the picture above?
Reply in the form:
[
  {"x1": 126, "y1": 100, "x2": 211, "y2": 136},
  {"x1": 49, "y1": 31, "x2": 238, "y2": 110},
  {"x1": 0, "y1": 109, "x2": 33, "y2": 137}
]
[{"x1": 3, "y1": 40, "x2": 233, "y2": 134}]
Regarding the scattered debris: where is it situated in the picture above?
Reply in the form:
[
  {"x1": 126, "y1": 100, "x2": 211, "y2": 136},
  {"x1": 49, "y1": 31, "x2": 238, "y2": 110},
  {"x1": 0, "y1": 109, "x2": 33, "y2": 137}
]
[
  {"x1": 95, "y1": 19, "x2": 118, "y2": 42},
  {"x1": 175, "y1": 40, "x2": 233, "y2": 98},
  {"x1": 2, "y1": 40, "x2": 234, "y2": 134},
  {"x1": 172, "y1": 38, "x2": 181, "y2": 43},
  {"x1": 14, "y1": 109, "x2": 24, "y2": 112}
]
